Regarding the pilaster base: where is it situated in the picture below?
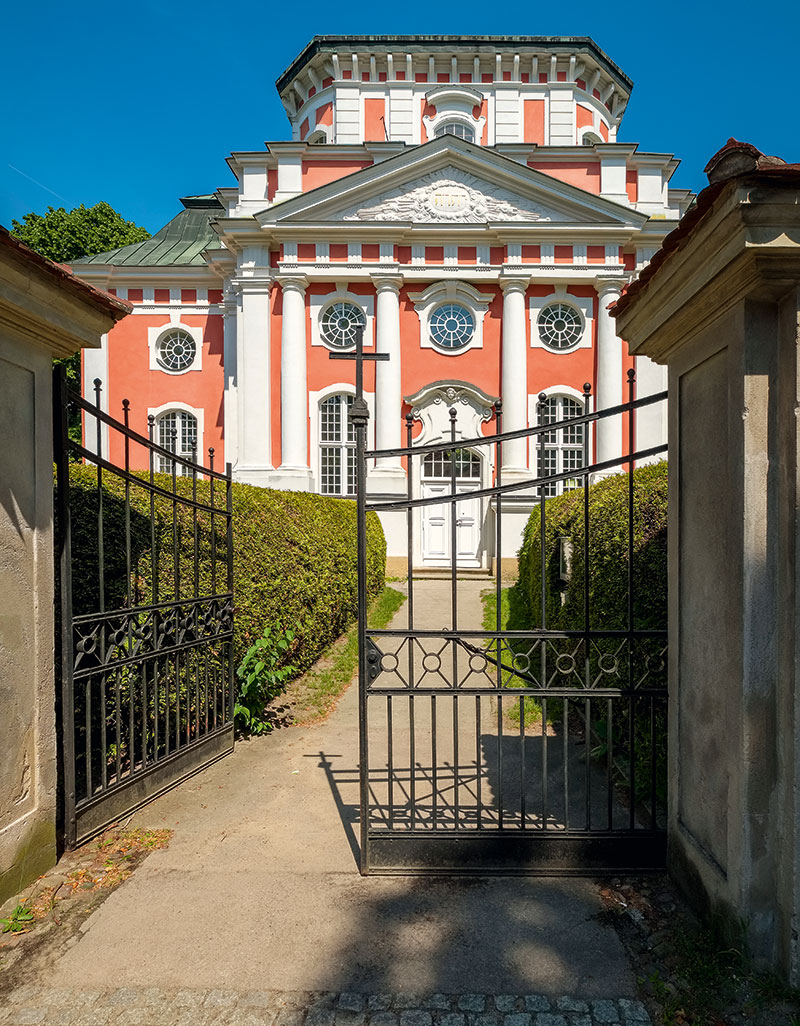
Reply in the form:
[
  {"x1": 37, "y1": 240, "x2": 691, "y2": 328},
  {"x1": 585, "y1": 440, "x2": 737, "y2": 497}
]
[
  {"x1": 367, "y1": 467, "x2": 407, "y2": 496},
  {"x1": 231, "y1": 464, "x2": 275, "y2": 488},
  {"x1": 270, "y1": 466, "x2": 314, "y2": 492}
]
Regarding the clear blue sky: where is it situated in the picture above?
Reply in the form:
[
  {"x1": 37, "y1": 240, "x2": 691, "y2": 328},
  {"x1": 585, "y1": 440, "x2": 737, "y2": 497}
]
[{"x1": 4, "y1": 0, "x2": 797, "y2": 235}]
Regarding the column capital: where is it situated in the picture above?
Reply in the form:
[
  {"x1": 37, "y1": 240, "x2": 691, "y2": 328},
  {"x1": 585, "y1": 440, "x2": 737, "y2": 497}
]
[
  {"x1": 594, "y1": 275, "x2": 627, "y2": 299},
  {"x1": 371, "y1": 274, "x2": 404, "y2": 294},
  {"x1": 499, "y1": 275, "x2": 530, "y2": 295},
  {"x1": 276, "y1": 274, "x2": 309, "y2": 296},
  {"x1": 231, "y1": 275, "x2": 273, "y2": 295}
]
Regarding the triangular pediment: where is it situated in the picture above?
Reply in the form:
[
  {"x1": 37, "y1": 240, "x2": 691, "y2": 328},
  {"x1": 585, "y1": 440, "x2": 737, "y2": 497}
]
[{"x1": 257, "y1": 136, "x2": 646, "y2": 229}]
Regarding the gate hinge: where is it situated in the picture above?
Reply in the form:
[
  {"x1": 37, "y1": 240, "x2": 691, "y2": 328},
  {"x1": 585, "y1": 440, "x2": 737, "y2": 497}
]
[{"x1": 366, "y1": 637, "x2": 383, "y2": 683}]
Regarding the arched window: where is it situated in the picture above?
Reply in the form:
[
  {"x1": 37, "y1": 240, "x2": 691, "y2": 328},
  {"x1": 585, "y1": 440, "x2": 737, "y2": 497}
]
[
  {"x1": 156, "y1": 409, "x2": 198, "y2": 476},
  {"x1": 319, "y1": 394, "x2": 356, "y2": 496},
  {"x1": 537, "y1": 396, "x2": 585, "y2": 497},
  {"x1": 422, "y1": 449, "x2": 481, "y2": 479},
  {"x1": 581, "y1": 131, "x2": 603, "y2": 146},
  {"x1": 434, "y1": 121, "x2": 475, "y2": 143}
]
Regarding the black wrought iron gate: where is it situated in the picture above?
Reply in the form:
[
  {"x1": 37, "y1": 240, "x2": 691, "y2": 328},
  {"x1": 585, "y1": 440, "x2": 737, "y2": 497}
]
[
  {"x1": 345, "y1": 333, "x2": 668, "y2": 875},
  {"x1": 53, "y1": 367, "x2": 235, "y2": 848}
]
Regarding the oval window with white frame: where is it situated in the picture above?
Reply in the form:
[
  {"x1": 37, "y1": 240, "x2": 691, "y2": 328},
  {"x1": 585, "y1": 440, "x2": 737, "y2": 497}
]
[
  {"x1": 429, "y1": 302, "x2": 475, "y2": 351},
  {"x1": 156, "y1": 328, "x2": 197, "y2": 372},
  {"x1": 537, "y1": 303, "x2": 583, "y2": 351},
  {"x1": 320, "y1": 301, "x2": 366, "y2": 349}
]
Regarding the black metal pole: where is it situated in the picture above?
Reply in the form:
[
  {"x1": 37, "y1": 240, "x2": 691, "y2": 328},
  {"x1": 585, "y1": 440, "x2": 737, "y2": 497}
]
[
  {"x1": 350, "y1": 325, "x2": 371, "y2": 875},
  {"x1": 53, "y1": 365, "x2": 77, "y2": 850}
]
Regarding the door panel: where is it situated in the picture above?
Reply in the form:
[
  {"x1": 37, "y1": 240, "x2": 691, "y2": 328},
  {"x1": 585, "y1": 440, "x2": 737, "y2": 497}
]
[{"x1": 422, "y1": 482, "x2": 482, "y2": 567}]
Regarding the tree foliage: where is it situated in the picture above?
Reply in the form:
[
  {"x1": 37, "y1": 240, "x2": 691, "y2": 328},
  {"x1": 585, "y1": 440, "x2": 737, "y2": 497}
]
[
  {"x1": 12, "y1": 201, "x2": 150, "y2": 448},
  {"x1": 10, "y1": 201, "x2": 150, "y2": 263}
]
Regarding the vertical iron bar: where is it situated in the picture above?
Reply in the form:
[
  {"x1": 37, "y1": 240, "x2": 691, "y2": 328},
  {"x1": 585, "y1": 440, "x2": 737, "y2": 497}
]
[
  {"x1": 627, "y1": 369, "x2": 637, "y2": 830},
  {"x1": 585, "y1": 697, "x2": 592, "y2": 831},
  {"x1": 93, "y1": 381, "x2": 107, "y2": 792},
  {"x1": 387, "y1": 695, "x2": 394, "y2": 830},
  {"x1": 651, "y1": 695, "x2": 657, "y2": 829},
  {"x1": 226, "y1": 462, "x2": 234, "y2": 725},
  {"x1": 475, "y1": 694, "x2": 482, "y2": 829},
  {"x1": 148, "y1": 416, "x2": 158, "y2": 606},
  {"x1": 431, "y1": 694, "x2": 437, "y2": 827},
  {"x1": 449, "y1": 407, "x2": 458, "y2": 828},
  {"x1": 351, "y1": 324, "x2": 371, "y2": 873},
  {"x1": 192, "y1": 444, "x2": 199, "y2": 599},
  {"x1": 582, "y1": 383, "x2": 592, "y2": 690},
  {"x1": 582, "y1": 384, "x2": 592, "y2": 834},
  {"x1": 405, "y1": 414, "x2": 416, "y2": 833},
  {"x1": 409, "y1": 693, "x2": 416, "y2": 831},
  {"x1": 53, "y1": 365, "x2": 77, "y2": 848},
  {"x1": 171, "y1": 428, "x2": 180, "y2": 603},
  {"x1": 563, "y1": 696, "x2": 570, "y2": 830},
  {"x1": 519, "y1": 694, "x2": 526, "y2": 829},
  {"x1": 94, "y1": 379, "x2": 105, "y2": 614},
  {"x1": 607, "y1": 698, "x2": 614, "y2": 830},
  {"x1": 122, "y1": 400, "x2": 133, "y2": 780},
  {"x1": 494, "y1": 401, "x2": 504, "y2": 831},
  {"x1": 537, "y1": 393, "x2": 548, "y2": 831},
  {"x1": 209, "y1": 448, "x2": 217, "y2": 595}
]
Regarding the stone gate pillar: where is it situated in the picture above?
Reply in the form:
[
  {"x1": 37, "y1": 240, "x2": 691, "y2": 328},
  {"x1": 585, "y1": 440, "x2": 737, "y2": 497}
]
[
  {"x1": 0, "y1": 230, "x2": 129, "y2": 904},
  {"x1": 613, "y1": 140, "x2": 800, "y2": 984}
]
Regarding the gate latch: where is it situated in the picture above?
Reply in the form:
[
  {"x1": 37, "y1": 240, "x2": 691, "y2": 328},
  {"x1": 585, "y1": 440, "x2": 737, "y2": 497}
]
[{"x1": 366, "y1": 637, "x2": 384, "y2": 684}]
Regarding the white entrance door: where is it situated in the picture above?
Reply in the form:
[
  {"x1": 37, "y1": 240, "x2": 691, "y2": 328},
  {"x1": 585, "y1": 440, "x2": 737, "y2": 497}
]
[{"x1": 421, "y1": 450, "x2": 483, "y2": 567}]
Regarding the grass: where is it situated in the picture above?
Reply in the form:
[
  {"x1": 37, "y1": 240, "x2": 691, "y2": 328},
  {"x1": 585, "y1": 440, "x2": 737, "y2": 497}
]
[
  {"x1": 480, "y1": 585, "x2": 543, "y2": 728},
  {"x1": 284, "y1": 585, "x2": 406, "y2": 725},
  {"x1": 641, "y1": 921, "x2": 800, "y2": 1025}
]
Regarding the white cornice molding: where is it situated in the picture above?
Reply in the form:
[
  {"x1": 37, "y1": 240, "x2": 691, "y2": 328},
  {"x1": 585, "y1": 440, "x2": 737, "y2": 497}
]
[{"x1": 256, "y1": 138, "x2": 647, "y2": 228}]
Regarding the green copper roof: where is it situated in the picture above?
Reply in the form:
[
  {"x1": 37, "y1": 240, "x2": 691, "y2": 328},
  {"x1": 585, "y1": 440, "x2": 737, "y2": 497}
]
[{"x1": 76, "y1": 196, "x2": 223, "y2": 267}]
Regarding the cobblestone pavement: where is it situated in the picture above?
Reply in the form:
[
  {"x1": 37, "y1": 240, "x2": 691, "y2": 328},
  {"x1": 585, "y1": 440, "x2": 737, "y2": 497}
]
[{"x1": 0, "y1": 989, "x2": 651, "y2": 1026}]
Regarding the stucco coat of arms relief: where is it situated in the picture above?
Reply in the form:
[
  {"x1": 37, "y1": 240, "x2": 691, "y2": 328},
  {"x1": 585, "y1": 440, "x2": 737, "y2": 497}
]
[{"x1": 342, "y1": 168, "x2": 559, "y2": 223}]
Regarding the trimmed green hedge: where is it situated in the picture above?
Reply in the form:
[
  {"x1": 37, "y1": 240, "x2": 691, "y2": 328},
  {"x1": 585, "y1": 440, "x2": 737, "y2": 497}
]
[
  {"x1": 516, "y1": 461, "x2": 668, "y2": 631},
  {"x1": 67, "y1": 465, "x2": 385, "y2": 673},
  {"x1": 514, "y1": 462, "x2": 668, "y2": 807}
]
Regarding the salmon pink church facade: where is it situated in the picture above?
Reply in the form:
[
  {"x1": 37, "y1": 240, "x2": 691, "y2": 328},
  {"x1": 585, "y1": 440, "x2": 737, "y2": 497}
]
[{"x1": 74, "y1": 35, "x2": 689, "y2": 570}]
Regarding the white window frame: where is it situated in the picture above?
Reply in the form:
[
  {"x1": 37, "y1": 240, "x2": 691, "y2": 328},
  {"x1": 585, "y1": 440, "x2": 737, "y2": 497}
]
[
  {"x1": 310, "y1": 286, "x2": 375, "y2": 350},
  {"x1": 149, "y1": 401, "x2": 205, "y2": 476},
  {"x1": 409, "y1": 280, "x2": 492, "y2": 355},
  {"x1": 528, "y1": 387, "x2": 590, "y2": 496},
  {"x1": 529, "y1": 289, "x2": 593, "y2": 352},
  {"x1": 309, "y1": 384, "x2": 375, "y2": 494},
  {"x1": 422, "y1": 84, "x2": 486, "y2": 144},
  {"x1": 148, "y1": 318, "x2": 203, "y2": 374},
  {"x1": 434, "y1": 121, "x2": 476, "y2": 143}
]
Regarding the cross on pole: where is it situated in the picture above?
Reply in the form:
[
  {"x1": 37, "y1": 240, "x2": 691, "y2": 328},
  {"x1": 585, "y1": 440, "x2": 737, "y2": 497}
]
[
  {"x1": 329, "y1": 326, "x2": 388, "y2": 874},
  {"x1": 329, "y1": 324, "x2": 389, "y2": 425}
]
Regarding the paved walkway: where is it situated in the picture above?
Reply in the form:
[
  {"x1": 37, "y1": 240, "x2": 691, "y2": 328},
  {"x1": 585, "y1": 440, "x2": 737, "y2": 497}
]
[{"x1": 2, "y1": 582, "x2": 649, "y2": 1024}]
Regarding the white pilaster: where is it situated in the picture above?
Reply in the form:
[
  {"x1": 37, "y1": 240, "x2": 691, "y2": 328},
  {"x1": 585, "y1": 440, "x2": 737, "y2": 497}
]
[
  {"x1": 634, "y1": 354, "x2": 668, "y2": 464},
  {"x1": 222, "y1": 286, "x2": 238, "y2": 468},
  {"x1": 234, "y1": 277, "x2": 273, "y2": 485},
  {"x1": 500, "y1": 277, "x2": 530, "y2": 478},
  {"x1": 594, "y1": 278, "x2": 624, "y2": 468},
  {"x1": 275, "y1": 275, "x2": 312, "y2": 490},
  {"x1": 370, "y1": 275, "x2": 405, "y2": 493}
]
